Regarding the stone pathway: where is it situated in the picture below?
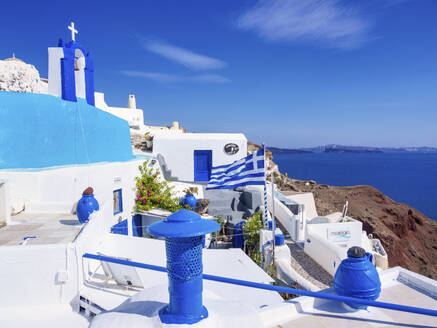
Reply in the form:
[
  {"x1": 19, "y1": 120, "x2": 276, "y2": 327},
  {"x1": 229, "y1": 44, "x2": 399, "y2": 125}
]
[{"x1": 286, "y1": 240, "x2": 333, "y2": 289}]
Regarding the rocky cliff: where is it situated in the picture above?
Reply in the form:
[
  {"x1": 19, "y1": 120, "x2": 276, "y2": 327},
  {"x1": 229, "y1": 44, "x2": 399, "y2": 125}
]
[
  {"x1": 0, "y1": 57, "x2": 47, "y2": 93},
  {"x1": 251, "y1": 143, "x2": 437, "y2": 279},
  {"x1": 279, "y1": 177, "x2": 437, "y2": 279},
  {"x1": 276, "y1": 175, "x2": 437, "y2": 279}
]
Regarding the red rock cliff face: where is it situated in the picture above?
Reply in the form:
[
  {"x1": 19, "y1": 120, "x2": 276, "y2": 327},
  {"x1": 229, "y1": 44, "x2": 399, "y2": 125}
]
[
  {"x1": 278, "y1": 177, "x2": 437, "y2": 279},
  {"x1": 247, "y1": 139, "x2": 437, "y2": 279}
]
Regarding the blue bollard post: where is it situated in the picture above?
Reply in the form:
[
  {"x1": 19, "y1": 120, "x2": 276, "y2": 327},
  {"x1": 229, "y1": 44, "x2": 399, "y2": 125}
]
[{"x1": 148, "y1": 209, "x2": 219, "y2": 324}]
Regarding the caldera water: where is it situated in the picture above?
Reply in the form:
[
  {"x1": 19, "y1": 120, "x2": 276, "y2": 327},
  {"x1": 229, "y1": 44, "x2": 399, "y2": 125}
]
[{"x1": 271, "y1": 152, "x2": 437, "y2": 220}]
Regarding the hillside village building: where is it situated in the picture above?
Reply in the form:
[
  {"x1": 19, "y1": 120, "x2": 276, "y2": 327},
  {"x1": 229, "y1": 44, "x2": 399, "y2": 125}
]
[
  {"x1": 0, "y1": 23, "x2": 436, "y2": 328},
  {"x1": 0, "y1": 21, "x2": 255, "y2": 224}
]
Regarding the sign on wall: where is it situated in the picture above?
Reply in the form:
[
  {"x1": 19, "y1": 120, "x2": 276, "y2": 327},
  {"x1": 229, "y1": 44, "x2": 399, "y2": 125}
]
[
  {"x1": 224, "y1": 143, "x2": 239, "y2": 155},
  {"x1": 327, "y1": 227, "x2": 352, "y2": 242}
]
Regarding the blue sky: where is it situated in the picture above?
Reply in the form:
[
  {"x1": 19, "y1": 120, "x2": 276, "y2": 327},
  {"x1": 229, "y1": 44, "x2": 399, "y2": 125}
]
[{"x1": 1, "y1": 0, "x2": 436, "y2": 147}]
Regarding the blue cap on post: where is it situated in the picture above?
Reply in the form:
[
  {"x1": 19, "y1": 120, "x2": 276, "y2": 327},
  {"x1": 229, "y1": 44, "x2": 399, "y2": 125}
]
[
  {"x1": 148, "y1": 209, "x2": 219, "y2": 324},
  {"x1": 149, "y1": 209, "x2": 219, "y2": 238}
]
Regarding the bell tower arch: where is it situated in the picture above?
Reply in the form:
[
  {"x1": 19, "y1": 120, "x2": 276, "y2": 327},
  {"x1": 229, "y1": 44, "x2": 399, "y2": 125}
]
[{"x1": 48, "y1": 23, "x2": 95, "y2": 106}]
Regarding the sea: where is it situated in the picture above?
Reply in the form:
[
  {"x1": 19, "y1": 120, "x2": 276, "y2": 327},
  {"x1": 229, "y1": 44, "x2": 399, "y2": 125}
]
[{"x1": 271, "y1": 152, "x2": 437, "y2": 221}]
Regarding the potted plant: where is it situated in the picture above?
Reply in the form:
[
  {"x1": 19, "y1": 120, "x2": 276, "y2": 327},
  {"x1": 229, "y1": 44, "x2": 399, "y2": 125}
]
[{"x1": 182, "y1": 187, "x2": 198, "y2": 209}]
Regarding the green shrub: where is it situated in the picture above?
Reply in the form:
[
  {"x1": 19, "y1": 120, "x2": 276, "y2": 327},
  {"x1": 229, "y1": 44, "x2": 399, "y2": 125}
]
[
  {"x1": 215, "y1": 215, "x2": 225, "y2": 236},
  {"x1": 134, "y1": 161, "x2": 184, "y2": 213},
  {"x1": 243, "y1": 211, "x2": 263, "y2": 249},
  {"x1": 243, "y1": 211, "x2": 264, "y2": 266}
]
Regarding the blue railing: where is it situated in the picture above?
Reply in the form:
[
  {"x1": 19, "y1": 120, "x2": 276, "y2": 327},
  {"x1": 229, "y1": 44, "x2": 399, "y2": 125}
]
[{"x1": 83, "y1": 253, "x2": 437, "y2": 317}]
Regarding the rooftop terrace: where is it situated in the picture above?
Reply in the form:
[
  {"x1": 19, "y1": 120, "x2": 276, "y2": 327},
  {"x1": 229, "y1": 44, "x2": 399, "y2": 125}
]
[{"x1": 0, "y1": 212, "x2": 81, "y2": 246}]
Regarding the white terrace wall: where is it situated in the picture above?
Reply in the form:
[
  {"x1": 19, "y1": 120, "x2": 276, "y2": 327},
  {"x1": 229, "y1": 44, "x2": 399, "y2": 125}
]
[
  {"x1": 0, "y1": 158, "x2": 148, "y2": 223},
  {"x1": 0, "y1": 204, "x2": 116, "y2": 309},
  {"x1": 285, "y1": 192, "x2": 318, "y2": 221},
  {"x1": 0, "y1": 243, "x2": 79, "y2": 308},
  {"x1": 75, "y1": 203, "x2": 117, "y2": 287},
  {"x1": 0, "y1": 179, "x2": 11, "y2": 225},
  {"x1": 264, "y1": 184, "x2": 306, "y2": 242},
  {"x1": 97, "y1": 106, "x2": 144, "y2": 128},
  {"x1": 304, "y1": 219, "x2": 363, "y2": 275},
  {"x1": 153, "y1": 133, "x2": 247, "y2": 182}
]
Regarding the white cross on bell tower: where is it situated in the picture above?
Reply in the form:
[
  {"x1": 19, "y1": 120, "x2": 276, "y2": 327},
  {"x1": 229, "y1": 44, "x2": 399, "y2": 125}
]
[{"x1": 68, "y1": 22, "x2": 78, "y2": 41}]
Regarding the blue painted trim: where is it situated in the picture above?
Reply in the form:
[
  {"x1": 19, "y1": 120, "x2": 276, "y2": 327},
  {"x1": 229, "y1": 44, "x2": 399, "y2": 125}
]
[
  {"x1": 83, "y1": 253, "x2": 437, "y2": 318},
  {"x1": 110, "y1": 216, "x2": 141, "y2": 237},
  {"x1": 132, "y1": 214, "x2": 142, "y2": 237},
  {"x1": 113, "y1": 189, "x2": 123, "y2": 215},
  {"x1": 110, "y1": 220, "x2": 128, "y2": 235},
  {"x1": 58, "y1": 39, "x2": 95, "y2": 106},
  {"x1": 60, "y1": 56, "x2": 76, "y2": 102}
]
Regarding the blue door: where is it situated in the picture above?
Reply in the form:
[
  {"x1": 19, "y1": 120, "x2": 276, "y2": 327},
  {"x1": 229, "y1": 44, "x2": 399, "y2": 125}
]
[{"x1": 194, "y1": 150, "x2": 212, "y2": 181}]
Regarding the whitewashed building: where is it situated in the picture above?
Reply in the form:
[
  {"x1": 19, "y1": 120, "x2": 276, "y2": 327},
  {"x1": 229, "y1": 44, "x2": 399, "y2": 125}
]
[
  {"x1": 94, "y1": 92, "x2": 144, "y2": 129},
  {"x1": 153, "y1": 133, "x2": 247, "y2": 182}
]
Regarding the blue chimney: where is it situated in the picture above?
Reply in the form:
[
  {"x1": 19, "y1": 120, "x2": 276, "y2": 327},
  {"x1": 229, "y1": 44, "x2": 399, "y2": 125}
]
[{"x1": 148, "y1": 209, "x2": 219, "y2": 324}]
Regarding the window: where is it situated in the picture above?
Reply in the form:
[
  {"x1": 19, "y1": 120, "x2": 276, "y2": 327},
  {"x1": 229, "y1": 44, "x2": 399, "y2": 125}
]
[{"x1": 113, "y1": 189, "x2": 123, "y2": 215}]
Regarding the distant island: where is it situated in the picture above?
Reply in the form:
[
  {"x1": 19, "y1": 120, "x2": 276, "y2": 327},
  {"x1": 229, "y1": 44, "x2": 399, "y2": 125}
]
[
  {"x1": 267, "y1": 147, "x2": 312, "y2": 154},
  {"x1": 268, "y1": 144, "x2": 437, "y2": 154}
]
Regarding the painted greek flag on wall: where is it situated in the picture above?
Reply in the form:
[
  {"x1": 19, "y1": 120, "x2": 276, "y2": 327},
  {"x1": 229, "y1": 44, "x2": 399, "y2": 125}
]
[{"x1": 206, "y1": 148, "x2": 265, "y2": 190}]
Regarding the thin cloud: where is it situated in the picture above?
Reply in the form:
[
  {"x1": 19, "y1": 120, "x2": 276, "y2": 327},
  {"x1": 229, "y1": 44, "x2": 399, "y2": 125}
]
[
  {"x1": 122, "y1": 70, "x2": 230, "y2": 84},
  {"x1": 237, "y1": 0, "x2": 372, "y2": 49},
  {"x1": 141, "y1": 40, "x2": 227, "y2": 70}
]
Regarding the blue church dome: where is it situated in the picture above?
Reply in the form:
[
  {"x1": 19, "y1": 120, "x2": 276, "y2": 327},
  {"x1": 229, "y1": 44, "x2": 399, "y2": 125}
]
[{"x1": 0, "y1": 92, "x2": 135, "y2": 169}]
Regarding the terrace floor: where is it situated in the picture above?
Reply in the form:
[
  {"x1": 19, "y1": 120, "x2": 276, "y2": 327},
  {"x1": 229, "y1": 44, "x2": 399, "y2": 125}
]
[
  {"x1": 0, "y1": 212, "x2": 82, "y2": 246},
  {"x1": 278, "y1": 281, "x2": 437, "y2": 328}
]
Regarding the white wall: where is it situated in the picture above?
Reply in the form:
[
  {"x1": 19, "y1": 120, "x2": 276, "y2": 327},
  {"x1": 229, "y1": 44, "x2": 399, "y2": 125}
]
[
  {"x1": 100, "y1": 107, "x2": 143, "y2": 128},
  {"x1": 265, "y1": 185, "x2": 306, "y2": 242},
  {"x1": 48, "y1": 47, "x2": 64, "y2": 98},
  {"x1": 88, "y1": 233, "x2": 283, "y2": 308},
  {"x1": 153, "y1": 133, "x2": 247, "y2": 182},
  {"x1": 0, "y1": 159, "x2": 148, "y2": 225},
  {"x1": 0, "y1": 243, "x2": 79, "y2": 308},
  {"x1": 94, "y1": 92, "x2": 144, "y2": 128},
  {"x1": 0, "y1": 179, "x2": 11, "y2": 225},
  {"x1": 285, "y1": 192, "x2": 318, "y2": 221},
  {"x1": 0, "y1": 203, "x2": 116, "y2": 310},
  {"x1": 75, "y1": 202, "x2": 118, "y2": 287},
  {"x1": 74, "y1": 49, "x2": 86, "y2": 99},
  {"x1": 304, "y1": 219, "x2": 363, "y2": 275}
]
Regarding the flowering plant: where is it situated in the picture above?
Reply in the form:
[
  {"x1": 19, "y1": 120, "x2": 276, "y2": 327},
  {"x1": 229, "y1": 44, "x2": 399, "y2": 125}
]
[{"x1": 134, "y1": 161, "x2": 184, "y2": 213}]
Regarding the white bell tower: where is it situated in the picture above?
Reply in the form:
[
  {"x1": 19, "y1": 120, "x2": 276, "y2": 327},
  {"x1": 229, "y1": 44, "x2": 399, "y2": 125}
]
[{"x1": 128, "y1": 94, "x2": 136, "y2": 109}]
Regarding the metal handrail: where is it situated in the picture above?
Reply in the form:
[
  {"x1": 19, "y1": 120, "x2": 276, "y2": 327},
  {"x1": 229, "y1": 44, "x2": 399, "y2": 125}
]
[{"x1": 83, "y1": 253, "x2": 437, "y2": 317}]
